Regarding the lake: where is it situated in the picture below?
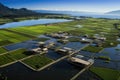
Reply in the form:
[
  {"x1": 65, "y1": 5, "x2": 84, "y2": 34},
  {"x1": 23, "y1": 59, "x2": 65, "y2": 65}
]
[
  {"x1": 70, "y1": 13, "x2": 120, "y2": 19},
  {"x1": 0, "y1": 19, "x2": 72, "y2": 29}
]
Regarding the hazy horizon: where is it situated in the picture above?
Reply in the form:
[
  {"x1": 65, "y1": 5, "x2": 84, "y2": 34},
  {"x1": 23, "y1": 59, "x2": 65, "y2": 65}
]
[{"x1": 0, "y1": 0, "x2": 120, "y2": 13}]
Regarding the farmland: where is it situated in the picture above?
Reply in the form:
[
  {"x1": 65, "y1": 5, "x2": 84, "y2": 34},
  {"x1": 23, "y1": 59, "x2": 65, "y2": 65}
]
[
  {"x1": 0, "y1": 47, "x2": 8, "y2": 54},
  {"x1": 0, "y1": 18, "x2": 120, "y2": 80},
  {"x1": 0, "y1": 48, "x2": 28, "y2": 66},
  {"x1": 0, "y1": 18, "x2": 119, "y2": 48},
  {"x1": 22, "y1": 55, "x2": 53, "y2": 70},
  {"x1": 0, "y1": 29, "x2": 32, "y2": 46},
  {"x1": 7, "y1": 49, "x2": 28, "y2": 60},
  {"x1": 90, "y1": 67, "x2": 120, "y2": 80}
]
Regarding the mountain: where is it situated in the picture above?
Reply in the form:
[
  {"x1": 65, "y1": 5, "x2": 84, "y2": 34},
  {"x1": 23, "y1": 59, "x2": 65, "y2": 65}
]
[
  {"x1": 34, "y1": 10, "x2": 74, "y2": 14},
  {"x1": 34, "y1": 10, "x2": 99, "y2": 16},
  {"x1": 0, "y1": 3, "x2": 39, "y2": 17},
  {"x1": 106, "y1": 10, "x2": 120, "y2": 14}
]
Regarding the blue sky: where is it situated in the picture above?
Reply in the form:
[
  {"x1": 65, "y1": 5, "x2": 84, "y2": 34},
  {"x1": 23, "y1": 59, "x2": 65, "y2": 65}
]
[{"x1": 0, "y1": 0, "x2": 120, "y2": 13}]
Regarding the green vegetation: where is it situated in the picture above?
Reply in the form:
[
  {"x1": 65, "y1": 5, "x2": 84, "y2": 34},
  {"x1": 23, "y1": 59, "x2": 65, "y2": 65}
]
[
  {"x1": 1, "y1": 17, "x2": 119, "y2": 48},
  {"x1": 0, "y1": 54, "x2": 15, "y2": 66},
  {"x1": 34, "y1": 37, "x2": 50, "y2": 41},
  {"x1": 7, "y1": 49, "x2": 28, "y2": 60},
  {"x1": 0, "y1": 48, "x2": 29, "y2": 66},
  {"x1": 9, "y1": 25, "x2": 74, "y2": 36},
  {"x1": 90, "y1": 67, "x2": 120, "y2": 80},
  {"x1": 115, "y1": 48, "x2": 120, "y2": 51},
  {"x1": 0, "y1": 16, "x2": 43, "y2": 24},
  {"x1": 0, "y1": 40, "x2": 13, "y2": 46},
  {"x1": 7, "y1": 18, "x2": 120, "y2": 48},
  {"x1": 102, "y1": 40, "x2": 120, "y2": 48},
  {"x1": 68, "y1": 37, "x2": 80, "y2": 42},
  {"x1": 0, "y1": 47, "x2": 7, "y2": 54},
  {"x1": 82, "y1": 46, "x2": 103, "y2": 53},
  {"x1": 0, "y1": 18, "x2": 13, "y2": 24},
  {"x1": 0, "y1": 29, "x2": 31, "y2": 46},
  {"x1": 97, "y1": 56, "x2": 111, "y2": 61},
  {"x1": 22, "y1": 55, "x2": 53, "y2": 69}
]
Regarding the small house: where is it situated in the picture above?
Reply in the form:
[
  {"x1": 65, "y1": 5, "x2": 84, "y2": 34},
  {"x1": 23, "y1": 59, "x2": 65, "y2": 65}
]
[
  {"x1": 80, "y1": 38, "x2": 92, "y2": 43},
  {"x1": 57, "y1": 47, "x2": 73, "y2": 54}
]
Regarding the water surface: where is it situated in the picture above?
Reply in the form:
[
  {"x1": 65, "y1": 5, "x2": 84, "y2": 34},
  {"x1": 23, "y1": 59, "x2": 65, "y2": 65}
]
[{"x1": 0, "y1": 19, "x2": 72, "y2": 28}]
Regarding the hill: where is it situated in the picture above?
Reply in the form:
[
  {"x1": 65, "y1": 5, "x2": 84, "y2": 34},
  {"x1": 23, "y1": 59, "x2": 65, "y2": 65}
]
[
  {"x1": 106, "y1": 10, "x2": 120, "y2": 14},
  {"x1": 0, "y1": 3, "x2": 39, "y2": 17}
]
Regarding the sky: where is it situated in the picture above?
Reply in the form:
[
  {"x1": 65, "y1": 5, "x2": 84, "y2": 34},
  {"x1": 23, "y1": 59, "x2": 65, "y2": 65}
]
[{"x1": 0, "y1": 0, "x2": 120, "y2": 13}]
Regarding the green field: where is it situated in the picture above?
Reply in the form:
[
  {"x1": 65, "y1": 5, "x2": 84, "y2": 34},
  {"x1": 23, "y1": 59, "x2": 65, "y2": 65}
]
[
  {"x1": 0, "y1": 18, "x2": 118, "y2": 49},
  {"x1": 0, "y1": 30, "x2": 30, "y2": 42},
  {"x1": 0, "y1": 29, "x2": 31, "y2": 46},
  {"x1": 22, "y1": 55, "x2": 53, "y2": 69},
  {"x1": 7, "y1": 49, "x2": 28, "y2": 60},
  {"x1": 8, "y1": 18, "x2": 120, "y2": 48},
  {"x1": 0, "y1": 40, "x2": 13, "y2": 46},
  {"x1": 0, "y1": 48, "x2": 28, "y2": 66},
  {"x1": 9, "y1": 25, "x2": 75, "y2": 36},
  {"x1": 82, "y1": 46, "x2": 104, "y2": 53},
  {"x1": 0, "y1": 18, "x2": 13, "y2": 24},
  {"x1": 0, "y1": 54, "x2": 15, "y2": 66},
  {"x1": 90, "y1": 67, "x2": 120, "y2": 80},
  {"x1": 68, "y1": 37, "x2": 80, "y2": 42},
  {"x1": 0, "y1": 16, "x2": 43, "y2": 24},
  {"x1": 34, "y1": 37, "x2": 50, "y2": 41},
  {"x1": 0, "y1": 47, "x2": 8, "y2": 54}
]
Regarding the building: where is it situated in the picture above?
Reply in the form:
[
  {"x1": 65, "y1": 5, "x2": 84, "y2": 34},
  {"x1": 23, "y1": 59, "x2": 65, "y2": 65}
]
[
  {"x1": 29, "y1": 48, "x2": 42, "y2": 53},
  {"x1": 49, "y1": 32, "x2": 69, "y2": 39},
  {"x1": 44, "y1": 42, "x2": 55, "y2": 48},
  {"x1": 80, "y1": 38, "x2": 92, "y2": 43},
  {"x1": 93, "y1": 34, "x2": 106, "y2": 41},
  {"x1": 57, "y1": 47, "x2": 73, "y2": 54},
  {"x1": 69, "y1": 54, "x2": 94, "y2": 66}
]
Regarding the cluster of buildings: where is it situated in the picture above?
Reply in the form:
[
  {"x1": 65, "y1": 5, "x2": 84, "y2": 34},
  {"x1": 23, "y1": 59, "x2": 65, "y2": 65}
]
[
  {"x1": 47, "y1": 31, "x2": 70, "y2": 39},
  {"x1": 29, "y1": 41, "x2": 55, "y2": 54},
  {"x1": 27, "y1": 32, "x2": 107, "y2": 67},
  {"x1": 80, "y1": 34, "x2": 106, "y2": 47}
]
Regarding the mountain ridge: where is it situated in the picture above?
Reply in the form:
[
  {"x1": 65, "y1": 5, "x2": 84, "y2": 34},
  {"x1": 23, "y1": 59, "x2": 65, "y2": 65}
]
[
  {"x1": 106, "y1": 10, "x2": 120, "y2": 14},
  {"x1": 0, "y1": 3, "x2": 40, "y2": 17}
]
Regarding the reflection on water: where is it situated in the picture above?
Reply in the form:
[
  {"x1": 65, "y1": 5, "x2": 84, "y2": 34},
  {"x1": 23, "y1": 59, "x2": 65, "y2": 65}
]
[
  {"x1": 78, "y1": 44, "x2": 120, "y2": 70},
  {"x1": 64, "y1": 42, "x2": 87, "y2": 50},
  {"x1": 75, "y1": 70, "x2": 102, "y2": 80},
  {"x1": 0, "y1": 59, "x2": 82, "y2": 80}
]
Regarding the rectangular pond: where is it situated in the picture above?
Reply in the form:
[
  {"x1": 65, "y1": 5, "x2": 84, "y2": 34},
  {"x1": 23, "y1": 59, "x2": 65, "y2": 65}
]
[{"x1": 0, "y1": 59, "x2": 83, "y2": 80}]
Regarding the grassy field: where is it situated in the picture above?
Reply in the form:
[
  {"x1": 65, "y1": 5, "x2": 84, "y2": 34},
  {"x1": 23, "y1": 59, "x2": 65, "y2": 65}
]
[
  {"x1": 7, "y1": 49, "x2": 28, "y2": 60},
  {"x1": 68, "y1": 37, "x2": 80, "y2": 42},
  {"x1": 97, "y1": 56, "x2": 111, "y2": 61},
  {"x1": 82, "y1": 46, "x2": 104, "y2": 53},
  {"x1": 9, "y1": 24, "x2": 75, "y2": 36},
  {"x1": 90, "y1": 67, "x2": 120, "y2": 80},
  {"x1": 0, "y1": 48, "x2": 28, "y2": 66},
  {"x1": 0, "y1": 18, "x2": 13, "y2": 24},
  {"x1": 0, "y1": 29, "x2": 31, "y2": 46},
  {"x1": 0, "y1": 16, "x2": 43, "y2": 24},
  {"x1": 8, "y1": 18, "x2": 120, "y2": 48},
  {"x1": 0, "y1": 47, "x2": 8, "y2": 54},
  {"x1": 34, "y1": 37, "x2": 50, "y2": 41},
  {"x1": 0, "y1": 40, "x2": 13, "y2": 46},
  {"x1": 0, "y1": 18, "x2": 119, "y2": 49},
  {"x1": 22, "y1": 55, "x2": 53, "y2": 69},
  {"x1": 0, "y1": 54, "x2": 15, "y2": 66}
]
